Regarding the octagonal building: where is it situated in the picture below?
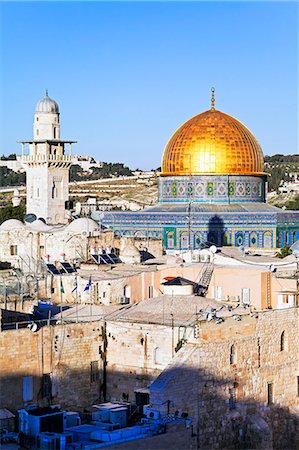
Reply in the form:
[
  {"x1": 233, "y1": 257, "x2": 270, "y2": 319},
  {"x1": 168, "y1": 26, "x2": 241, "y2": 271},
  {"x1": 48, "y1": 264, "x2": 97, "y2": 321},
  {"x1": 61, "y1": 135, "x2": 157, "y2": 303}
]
[{"x1": 94, "y1": 90, "x2": 299, "y2": 250}]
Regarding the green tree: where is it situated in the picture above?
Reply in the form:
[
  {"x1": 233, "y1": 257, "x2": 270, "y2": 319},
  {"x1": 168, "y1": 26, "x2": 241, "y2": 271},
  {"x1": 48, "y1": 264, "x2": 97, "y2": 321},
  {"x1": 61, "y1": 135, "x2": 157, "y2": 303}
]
[
  {"x1": 0, "y1": 153, "x2": 17, "y2": 160},
  {"x1": 283, "y1": 195, "x2": 299, "y2": 210},
  {"x1": 70, "y1": 164, "x2": 84, "y2": 181},
  {"x1": 275, "y1": 246, "x2": 292, "y2": 259},
  {"x1": 0, "y1": 204, "x2": 26, "y2": 225},
  {"x1": 0, "y1": 167, "x2": 26, "y2": 187}
]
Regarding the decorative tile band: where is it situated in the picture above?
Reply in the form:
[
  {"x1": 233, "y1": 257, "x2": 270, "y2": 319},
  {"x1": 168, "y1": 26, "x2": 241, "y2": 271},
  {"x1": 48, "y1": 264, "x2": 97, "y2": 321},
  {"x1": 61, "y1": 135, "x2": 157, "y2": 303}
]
[{"x1": 159, "y1": 175, "x2": 266, "y2": 203}]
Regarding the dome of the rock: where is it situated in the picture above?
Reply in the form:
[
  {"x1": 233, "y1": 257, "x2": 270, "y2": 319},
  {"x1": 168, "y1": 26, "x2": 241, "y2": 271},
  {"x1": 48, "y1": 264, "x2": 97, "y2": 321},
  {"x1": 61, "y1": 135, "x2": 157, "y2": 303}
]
[{"x1": 161, "y1": 108, "x2": 264, "y2": 176}]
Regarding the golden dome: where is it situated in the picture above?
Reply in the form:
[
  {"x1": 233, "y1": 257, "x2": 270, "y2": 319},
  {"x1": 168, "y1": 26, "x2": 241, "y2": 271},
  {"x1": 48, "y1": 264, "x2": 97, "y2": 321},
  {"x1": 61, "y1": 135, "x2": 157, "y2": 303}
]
[{"x1": 161, "y1": 105, "x2": 264, "y2": 176}]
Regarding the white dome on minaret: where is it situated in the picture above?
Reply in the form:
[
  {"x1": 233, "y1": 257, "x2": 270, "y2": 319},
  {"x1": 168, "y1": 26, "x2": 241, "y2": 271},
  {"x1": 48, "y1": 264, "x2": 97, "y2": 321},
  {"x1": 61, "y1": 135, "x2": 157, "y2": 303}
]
[
  {"x1": 35, "y1": 90, "x2": 59, "y2": 113},
  {"x1": 33, "y1": 90, "x2": 60, "y2": 140}
]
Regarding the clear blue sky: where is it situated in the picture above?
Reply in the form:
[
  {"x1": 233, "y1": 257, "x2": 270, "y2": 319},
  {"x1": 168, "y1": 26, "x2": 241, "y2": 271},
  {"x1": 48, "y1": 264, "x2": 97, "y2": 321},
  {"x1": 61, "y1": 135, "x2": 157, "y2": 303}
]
[{"x1": 0, "y1": 1, "x2": 298, "y2": 169}]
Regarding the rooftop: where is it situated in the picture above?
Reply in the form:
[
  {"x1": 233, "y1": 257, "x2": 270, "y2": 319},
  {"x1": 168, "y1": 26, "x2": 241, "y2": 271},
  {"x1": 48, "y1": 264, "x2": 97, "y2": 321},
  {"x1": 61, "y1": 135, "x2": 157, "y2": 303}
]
[{"x1": 103, "y1": 295, "x2": 250, "y2": 326}]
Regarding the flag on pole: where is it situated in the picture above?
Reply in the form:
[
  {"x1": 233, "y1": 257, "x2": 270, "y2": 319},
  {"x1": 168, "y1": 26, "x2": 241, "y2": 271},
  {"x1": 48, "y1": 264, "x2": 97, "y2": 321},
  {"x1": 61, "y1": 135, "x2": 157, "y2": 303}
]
[
  {"x1": 71, "y1": 277, "x2": 78, "y2": 293},
  {"x1": 84, "y1": 276, "x2": 91, "y2": 292},
  {"x1": 60, "y1": 277, "x2": 65, "y2": 294}
]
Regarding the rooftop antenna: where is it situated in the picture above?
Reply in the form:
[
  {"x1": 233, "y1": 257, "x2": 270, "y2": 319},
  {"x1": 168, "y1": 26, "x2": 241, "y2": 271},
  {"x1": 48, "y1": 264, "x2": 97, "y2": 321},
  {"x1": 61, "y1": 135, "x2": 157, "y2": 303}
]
[{"x1": 211, "y1": 87, "x2": 215, "y2": 110}]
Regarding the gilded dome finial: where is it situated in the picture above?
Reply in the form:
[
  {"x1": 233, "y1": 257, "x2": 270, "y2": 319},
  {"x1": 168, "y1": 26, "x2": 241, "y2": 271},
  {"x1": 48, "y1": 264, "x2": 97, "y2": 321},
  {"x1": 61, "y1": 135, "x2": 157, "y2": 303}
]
[{"x1": 211, "y1": 87, "x2": 215, "y2": 110}]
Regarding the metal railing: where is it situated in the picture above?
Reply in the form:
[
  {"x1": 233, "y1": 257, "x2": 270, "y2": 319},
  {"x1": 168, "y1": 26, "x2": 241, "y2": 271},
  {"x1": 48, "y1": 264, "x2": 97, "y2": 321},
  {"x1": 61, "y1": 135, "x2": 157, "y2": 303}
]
[{"x1": 22, "y1": 154, "x2": 73, "y2": 162}]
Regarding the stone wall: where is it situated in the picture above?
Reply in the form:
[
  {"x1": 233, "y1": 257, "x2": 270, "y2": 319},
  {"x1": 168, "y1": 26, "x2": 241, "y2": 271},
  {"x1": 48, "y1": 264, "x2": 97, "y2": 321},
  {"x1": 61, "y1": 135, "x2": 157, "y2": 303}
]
[
  {"x1": 1, "y1": 306, "x2": 298, "y2": 449},
  {"x1": 0, "y1": 317, "x2": 182, "y2": 412},
  {"x1": 0, "y1": 321, "x2": 104, "y2": 412},
  {"x1": 105, "y1": 321, "x2": 178, "y2": 402},
  {"x1": 150, "y1": 308, "x2": 299, "y2": 449}
]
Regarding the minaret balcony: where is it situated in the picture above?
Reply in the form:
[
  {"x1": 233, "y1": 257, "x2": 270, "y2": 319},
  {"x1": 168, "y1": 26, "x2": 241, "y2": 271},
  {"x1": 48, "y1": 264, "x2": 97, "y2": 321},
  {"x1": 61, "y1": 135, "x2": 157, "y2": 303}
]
[{"x1": 21, "y1": 154, "x2": 73, "y2": 163}]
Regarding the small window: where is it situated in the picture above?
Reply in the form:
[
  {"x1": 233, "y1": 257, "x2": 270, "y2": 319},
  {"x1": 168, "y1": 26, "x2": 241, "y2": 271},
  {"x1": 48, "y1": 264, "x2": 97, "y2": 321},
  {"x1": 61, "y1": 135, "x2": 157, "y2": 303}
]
[
  {"x1": 267, "y1": 382, "x2": 273, "y2": 405},
  {"x1": 37, "y1": 188, "x2": 40, "y2": 198},
  {"x1": 297, "y1": 376, "x2": 299, "y2": 397},
  {"x1": 103, "y1": 291, "x2": 106, "y2": 298},
  {"x1": 149, "y1": 286, "x2": 153, "y2": 298},
  {"x1": 36, "y1": 129, "x2": 39, "y2": 136},
  {"x1": 90, "y1": 361, "x2": 99, "y2": 383},
  {"x1": 54, "y1": 127, "x2": 56, "y2": 139},
  {"x1": 230, "y1": 344, "x2": 236, "y2": 365},
  {"x1": 10, "y1": 245, "x2": 18, "y2": 256},
  {"x1": 241, "y1": 288, "x2": 250, "y2": 305},
  {"x1": 42, "y1": 374, "x2": 52, "y2": 398},
  {"x1": 229, "y1": 388, "x2": 236, "y2": 410},
  {"x1": 36, "y1": 117, "x2": 39, "y2": 122},
  {"x1": 280, "y1": 331, "x2": 286, "y2": 351}
]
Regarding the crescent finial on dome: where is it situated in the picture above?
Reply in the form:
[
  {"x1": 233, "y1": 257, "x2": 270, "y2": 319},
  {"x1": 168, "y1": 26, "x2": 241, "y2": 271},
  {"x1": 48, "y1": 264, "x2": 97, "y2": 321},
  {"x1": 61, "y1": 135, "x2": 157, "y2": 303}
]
[{"x1": 211, "y1": 87, "x2": 215, "y2": 110}]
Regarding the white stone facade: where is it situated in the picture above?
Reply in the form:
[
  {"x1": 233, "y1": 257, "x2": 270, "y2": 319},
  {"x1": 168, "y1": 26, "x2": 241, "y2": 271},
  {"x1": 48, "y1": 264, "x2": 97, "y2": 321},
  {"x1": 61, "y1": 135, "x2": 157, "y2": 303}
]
[{"x1": 20, "y1": 93, "x2": 75, "y2": 224}]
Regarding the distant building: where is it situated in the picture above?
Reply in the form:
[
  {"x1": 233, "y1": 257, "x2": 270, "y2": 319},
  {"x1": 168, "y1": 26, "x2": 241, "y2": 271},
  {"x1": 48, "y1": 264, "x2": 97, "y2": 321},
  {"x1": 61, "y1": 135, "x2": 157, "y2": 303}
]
[
  {"x1": 0, "y1": 159, "x2": 24, "y2": 172},
  {"x1": 72, "y1": 155, "x2": 103, "y2": 171},
  {"x1": 279, "y1": 171, "x2": 299, "y2": 195}
]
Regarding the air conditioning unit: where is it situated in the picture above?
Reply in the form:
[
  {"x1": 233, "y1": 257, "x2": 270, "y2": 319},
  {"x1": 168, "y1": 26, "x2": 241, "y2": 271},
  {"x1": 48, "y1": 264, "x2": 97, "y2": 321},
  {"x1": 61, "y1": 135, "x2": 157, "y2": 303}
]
[
  {"x1": 191, "y1": 253, "x2": 200, "y2": 263},
  {"x1": 37, "y1": 432, "x2": 73, "y2": 450},
  {"x1": 146, "y1": 409, "x2": 160, "y2": 420},
  {"x1": 143, "y1": 406, "x2": 160, "y2": 420}
]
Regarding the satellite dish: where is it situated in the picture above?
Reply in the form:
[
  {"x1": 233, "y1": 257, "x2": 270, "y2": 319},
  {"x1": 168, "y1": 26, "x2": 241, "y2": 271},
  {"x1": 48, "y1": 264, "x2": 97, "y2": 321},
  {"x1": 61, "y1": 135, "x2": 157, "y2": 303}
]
[
  {"x1": 24, "y1": 213, "x2": 37, "y2": 223},
  {"x1": 27, "y1": 323, "x2": 38, "y2": 332},
  {"x1": 38, "y1": 217, "x2": 46, "y2": 224},
  {"x1": 209, "y1": 245, "x2": 217, "y2": 254}
]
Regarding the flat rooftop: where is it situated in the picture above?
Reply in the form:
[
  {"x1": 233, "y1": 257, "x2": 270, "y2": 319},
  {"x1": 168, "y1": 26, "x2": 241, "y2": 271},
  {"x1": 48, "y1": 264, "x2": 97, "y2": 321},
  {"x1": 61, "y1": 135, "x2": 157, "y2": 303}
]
[{"x1": 102, "y1": 296, "x2": 249, "y2": 326}]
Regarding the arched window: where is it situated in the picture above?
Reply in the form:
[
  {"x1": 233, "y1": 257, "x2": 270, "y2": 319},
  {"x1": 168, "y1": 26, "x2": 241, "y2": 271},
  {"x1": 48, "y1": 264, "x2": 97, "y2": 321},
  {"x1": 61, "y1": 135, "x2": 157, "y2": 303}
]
[
  {"x1": 235, "y1": 231, "x2": 244, "y2": 247},
  {"x1": 280, "y1": 331, "x2": 286, "y2": 351},
  {"x1": 230, "y1": 344, "x2": 236, "y2": 365},
  {"x1": 250, "y1": 232, "x2": 258, "y2": 247}
]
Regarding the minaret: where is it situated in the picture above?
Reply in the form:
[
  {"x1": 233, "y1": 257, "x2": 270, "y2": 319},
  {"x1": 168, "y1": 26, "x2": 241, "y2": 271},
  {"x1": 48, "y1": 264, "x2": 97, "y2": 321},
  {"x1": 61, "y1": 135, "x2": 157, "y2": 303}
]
[{"x1": 19, "y1": 91, "x2": 76, "y2": 224}]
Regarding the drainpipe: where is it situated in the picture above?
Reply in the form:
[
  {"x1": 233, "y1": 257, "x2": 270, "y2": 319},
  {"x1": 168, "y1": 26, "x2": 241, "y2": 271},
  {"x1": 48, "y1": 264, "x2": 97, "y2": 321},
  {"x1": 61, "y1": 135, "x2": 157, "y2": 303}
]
[
  {"x1": 101, "y1": 322, "x2": 107, "y2": 401},
  {"x1": 170, "y1": 313, "x2": 174, "y2": 357}
]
